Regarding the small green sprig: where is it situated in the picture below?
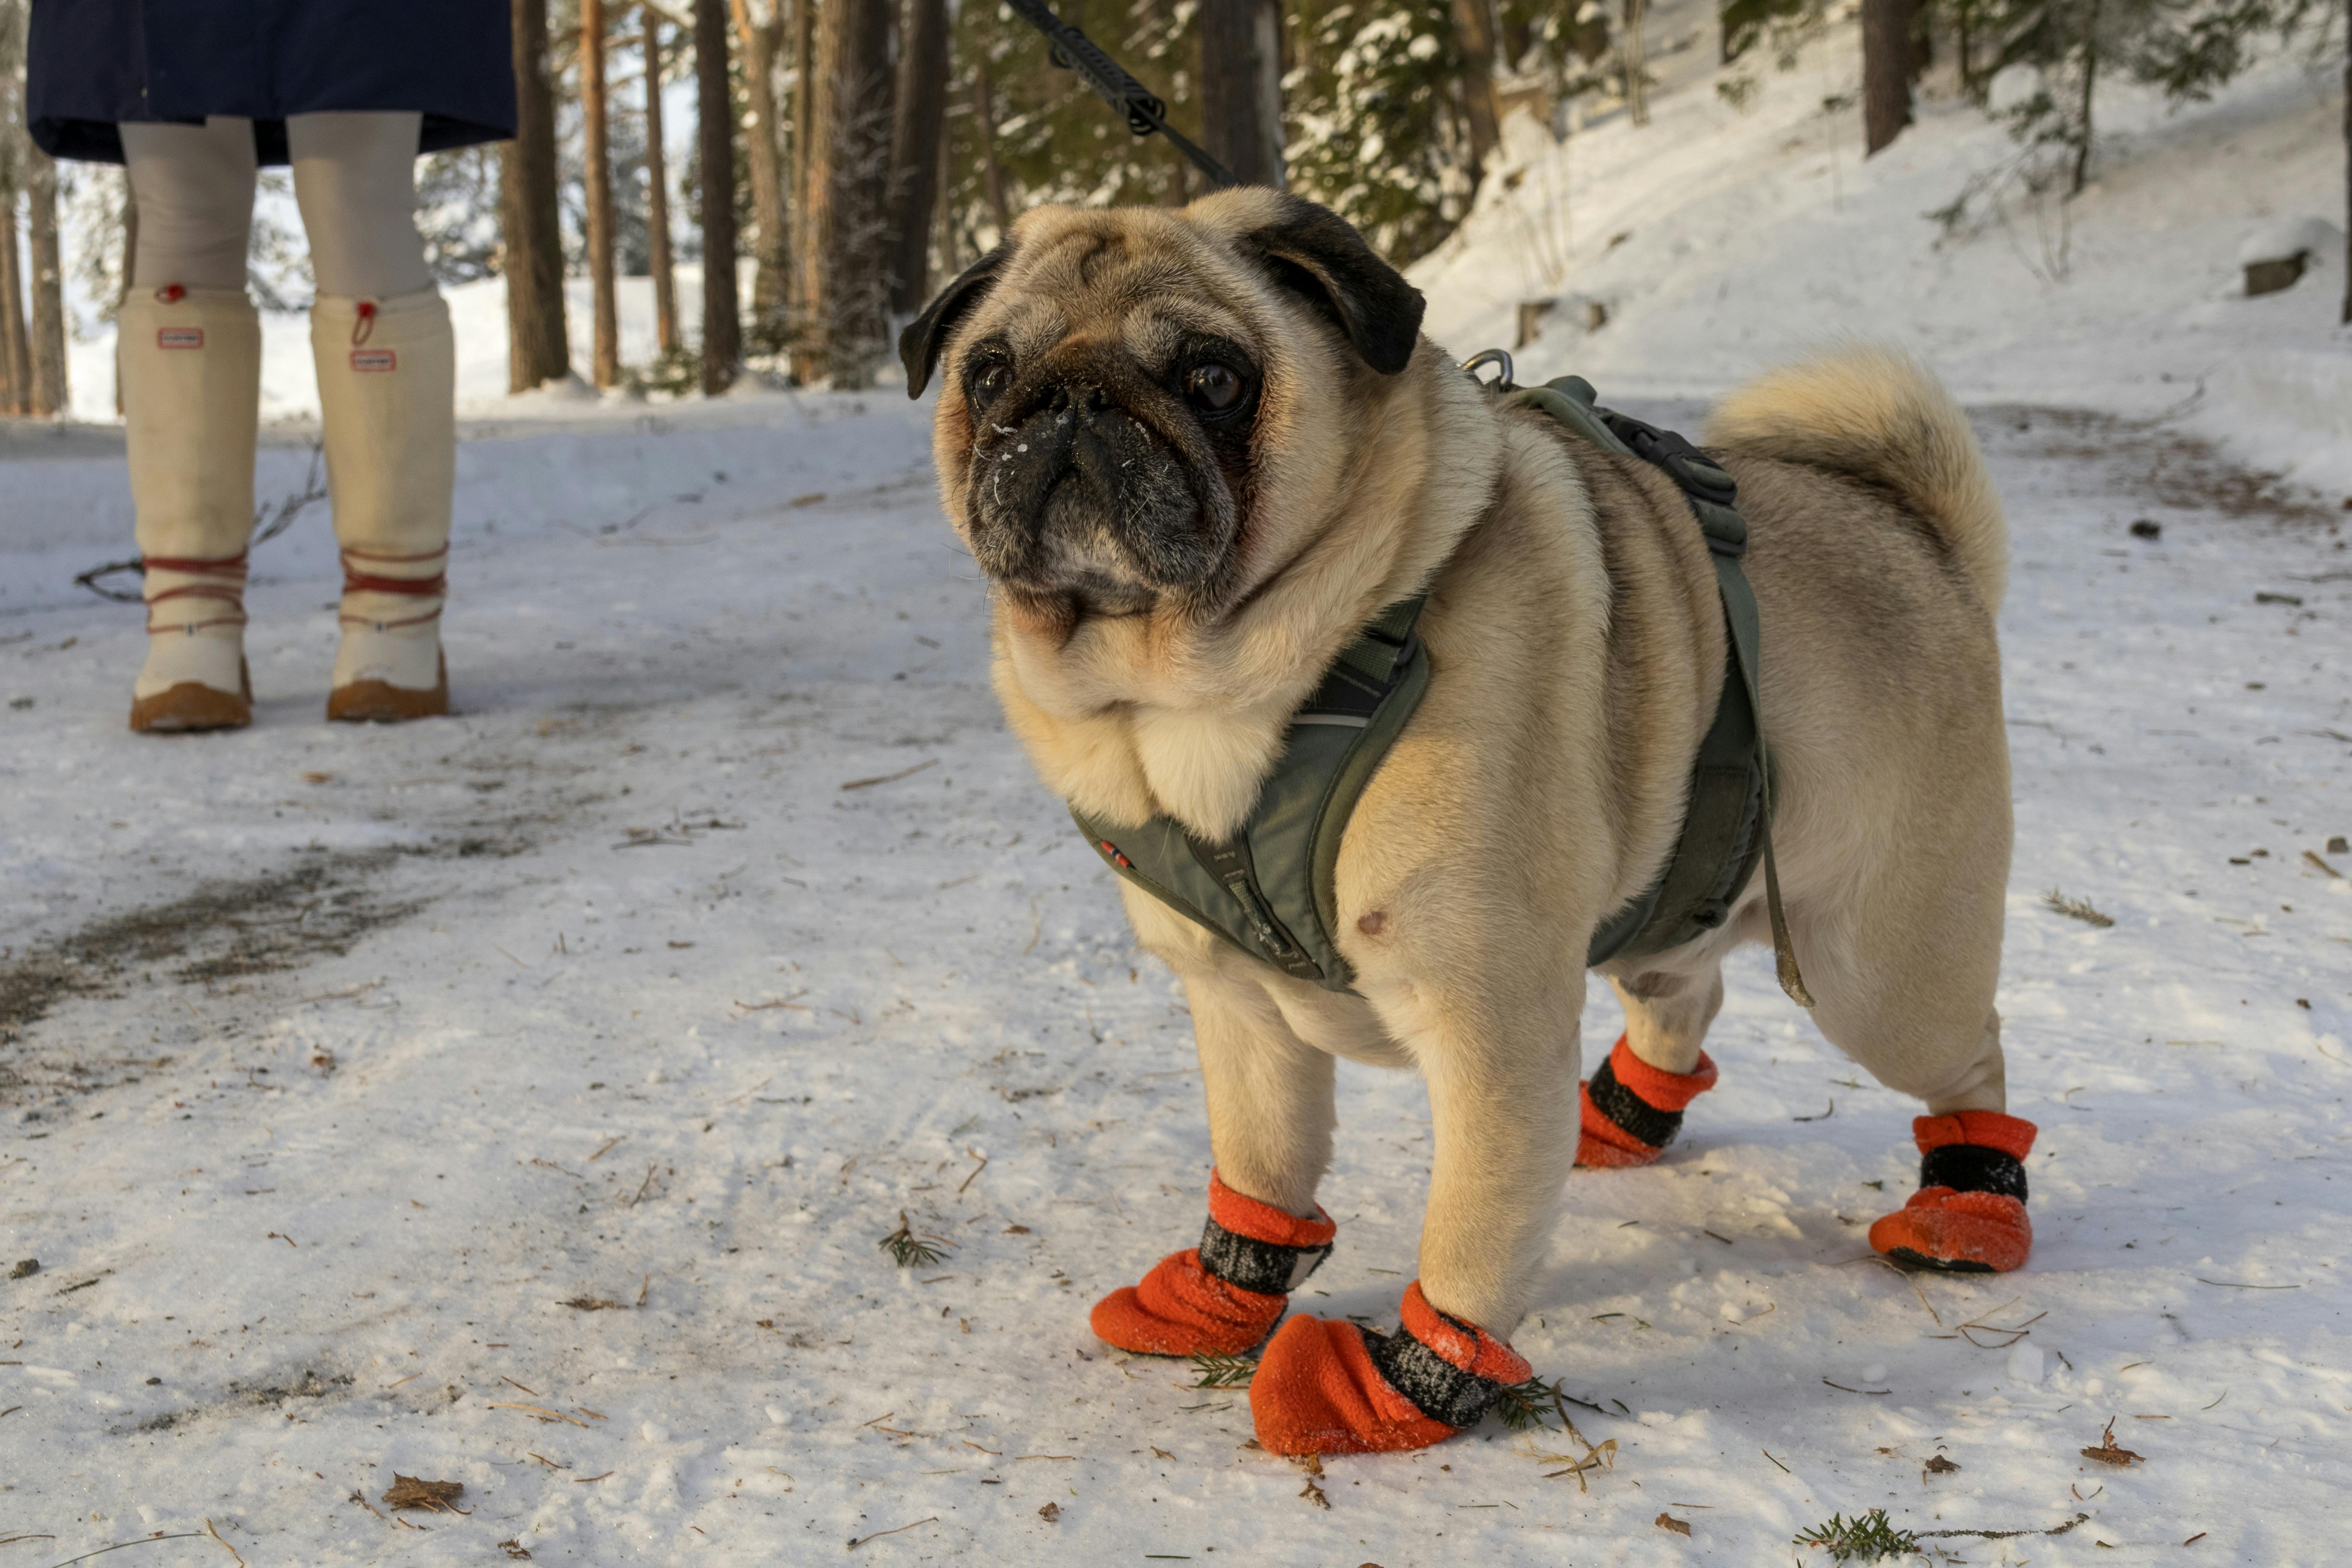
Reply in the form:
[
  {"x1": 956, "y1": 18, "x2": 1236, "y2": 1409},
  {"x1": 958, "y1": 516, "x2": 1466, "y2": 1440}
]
[
  {"x1": 1187, "y1": 1352, "x2": 1259, "y2": 1389},
  {"x1": 1793, "y1": 1508, "x2": 1921, "y2": 1563},
  {"x1": 878, "y1": 1210, "x2": 949, "y2": 1270}
]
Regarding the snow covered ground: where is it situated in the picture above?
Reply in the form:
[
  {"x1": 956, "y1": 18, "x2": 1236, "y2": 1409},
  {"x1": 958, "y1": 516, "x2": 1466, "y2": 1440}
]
[
  {"x1": 4, "y1": 381, "x2": 2348, "y2": 1566},
  {"x1": 6, "y1": 15, "x2": 2351, "y2": 1567}
]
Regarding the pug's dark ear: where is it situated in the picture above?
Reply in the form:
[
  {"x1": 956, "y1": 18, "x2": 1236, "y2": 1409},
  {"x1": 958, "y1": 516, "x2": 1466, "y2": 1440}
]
[
  {"x1": 1243, "y1": 196, "x2": 1425, "y2": 376},
  {"x1": 900, "y1": 244, "x2": 1010, "y2": 397}
]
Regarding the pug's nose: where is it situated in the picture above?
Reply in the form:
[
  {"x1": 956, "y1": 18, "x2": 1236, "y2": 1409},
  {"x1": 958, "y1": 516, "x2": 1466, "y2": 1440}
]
[{"x1": 1042, "y1": 382, "x2": 1109, "y2": 418}]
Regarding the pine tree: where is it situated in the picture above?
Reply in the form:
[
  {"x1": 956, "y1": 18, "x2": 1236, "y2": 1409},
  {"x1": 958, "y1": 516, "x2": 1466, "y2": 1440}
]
[{"x1": 1285, "y1": 0, "x2": 1475, "y2": 262}]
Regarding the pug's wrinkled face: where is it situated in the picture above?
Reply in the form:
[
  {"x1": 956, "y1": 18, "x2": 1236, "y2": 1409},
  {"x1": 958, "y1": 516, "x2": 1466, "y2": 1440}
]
[{"x1": 902, "y1": 190, "x2": 1425, "y2": 628}]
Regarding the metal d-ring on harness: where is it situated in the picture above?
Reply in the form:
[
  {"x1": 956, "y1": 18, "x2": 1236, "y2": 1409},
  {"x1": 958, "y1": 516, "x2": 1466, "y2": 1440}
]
[{"x1": 1072, "y1": 357, "x2": 1813, "y2": 1008}]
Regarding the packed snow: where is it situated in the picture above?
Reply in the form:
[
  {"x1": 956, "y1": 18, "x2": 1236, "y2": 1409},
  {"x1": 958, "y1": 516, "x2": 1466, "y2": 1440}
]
[{"x1": 4, "y1": 15, "x2": 2348, "y2": 1568}]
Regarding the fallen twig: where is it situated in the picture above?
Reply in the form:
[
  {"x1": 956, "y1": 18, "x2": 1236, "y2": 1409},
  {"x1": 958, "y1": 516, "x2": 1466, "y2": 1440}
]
[
  {"x1": 840, "y1": 758, "x2": 938, "y2": 792},
  {"x1": 846, "y1": 1515, "x2": 938, "y2": 1549},
  {"x1": 1918, "y1": 1512, "x2": 2091, "y2": 1541},
  {"x1": 488, "y1": 1402, "x2": 593, "y2": 1428}
]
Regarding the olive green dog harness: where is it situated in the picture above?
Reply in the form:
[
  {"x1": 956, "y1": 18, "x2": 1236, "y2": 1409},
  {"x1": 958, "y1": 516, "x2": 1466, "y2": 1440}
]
[{"x1": 1073, "y1": 374, "x2": 1813, "y2": 1005}]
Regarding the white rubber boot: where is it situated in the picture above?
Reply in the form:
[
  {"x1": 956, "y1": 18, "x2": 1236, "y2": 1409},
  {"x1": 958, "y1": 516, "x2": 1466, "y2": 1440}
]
[
  {"x1": 121, "y1": 285, "x2": 261, "y2": 732},
  {"x1": 313, "y1": 289, "x2": 455, "y2": 721}
]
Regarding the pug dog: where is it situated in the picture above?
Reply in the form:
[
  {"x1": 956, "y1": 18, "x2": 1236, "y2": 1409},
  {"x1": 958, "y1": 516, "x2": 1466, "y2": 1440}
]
[{"x1": 900, "y1": 189, "x2": 2029, "y2": 1457}]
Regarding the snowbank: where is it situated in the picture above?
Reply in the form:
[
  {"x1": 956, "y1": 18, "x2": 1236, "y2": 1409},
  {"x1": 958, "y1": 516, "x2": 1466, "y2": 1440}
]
[{"x1": 1413, "y1": 27, "x2": 2349, "y2": 495}]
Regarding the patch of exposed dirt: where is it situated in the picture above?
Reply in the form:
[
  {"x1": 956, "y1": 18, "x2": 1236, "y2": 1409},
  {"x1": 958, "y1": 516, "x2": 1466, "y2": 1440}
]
[
  {"x1": 0, "y1": 849, "x2": 425, "y2": 1100},
  {"x1": 1975, "y1": 404, "x2": 2342, "y2": 529},
  {"x1": 131, "y1": 1368, "x2": 357, "y2": 1433}
]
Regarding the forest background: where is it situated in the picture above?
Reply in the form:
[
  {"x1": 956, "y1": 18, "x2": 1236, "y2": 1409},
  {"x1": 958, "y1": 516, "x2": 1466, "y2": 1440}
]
[{"x1": 0, "y1": 0, "x2": 2344, "y2": 416}]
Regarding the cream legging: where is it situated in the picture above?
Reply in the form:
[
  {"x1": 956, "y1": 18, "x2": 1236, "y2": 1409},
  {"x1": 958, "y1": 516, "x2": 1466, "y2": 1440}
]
[{"x1": 119, "y1": 113, "x2": 429, "y2": 299}]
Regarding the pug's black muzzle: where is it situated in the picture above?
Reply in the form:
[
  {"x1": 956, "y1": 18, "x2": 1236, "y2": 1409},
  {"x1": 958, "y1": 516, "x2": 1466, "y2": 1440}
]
[{"x1": 966, "y1": 376, "x2": 1234, "y2": 605}]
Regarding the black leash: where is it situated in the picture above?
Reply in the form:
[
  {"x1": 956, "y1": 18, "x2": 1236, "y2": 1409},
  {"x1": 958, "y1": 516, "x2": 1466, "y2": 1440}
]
[{"x1": 1001, "y1": 0, "x2": 1238, "y2": 189}]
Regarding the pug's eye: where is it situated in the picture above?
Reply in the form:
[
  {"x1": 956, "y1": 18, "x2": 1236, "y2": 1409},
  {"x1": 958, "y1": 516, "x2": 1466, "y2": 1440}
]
[
  {"x1": 969, "y1": 359, "x2": 1012, "y2": 410},
  {"x1": 1184, "y1": 362, "x2": 1244, "y2": 414}
]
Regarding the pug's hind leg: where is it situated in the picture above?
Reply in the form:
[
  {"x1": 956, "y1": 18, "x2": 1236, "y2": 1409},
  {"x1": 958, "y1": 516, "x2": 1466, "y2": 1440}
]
[
  {"x1": 1578, "y1": 961, "x2": 1726, "y2": 1167},
  {"x1": 1089, "y1": 967, "x2": 1339, "y2": 1359},
  {"x1": 1791, "y1": 888, "x2": 2036, "y2": 1274}
]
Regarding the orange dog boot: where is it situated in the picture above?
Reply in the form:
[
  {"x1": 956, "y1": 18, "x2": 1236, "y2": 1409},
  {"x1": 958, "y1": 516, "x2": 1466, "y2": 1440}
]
[
  {"x1": 1577, "y1": 1035, "x2": 1719, "y2": 1167},
  {"x1": 1251, "y1": 1281, "x2": 1532, "y2": 1456},
  {"x1": 1870, "y1": 1111, "x2": 2037, "y2": 1273},
  {"x1": 1091, "y1": 1171, "x2": 1336, "y2": 1357}
]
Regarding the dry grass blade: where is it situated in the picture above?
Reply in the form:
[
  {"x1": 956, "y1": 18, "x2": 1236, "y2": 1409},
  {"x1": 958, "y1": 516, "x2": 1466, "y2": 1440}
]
[
  {"x1": 846, "y1": 1515, "x2": 939, "y2": 1549},
  {"x1": 2042, "y1": 887, "x2": 2116, "y2": 928},
  {"x1": 488, "y1": 1402, "x2": 593, "y2": 1428},
  {"x1": 558, "y1": 1295, "x2": 628, "y2": 1311},
  {"x1": 1519, "y1": 1414, "x2": 1619, "y2": 1494},
  {"x1": 840, "y1": 758, "x2": 939, "y2": 791},
  {"x1": 202, "y1": 1519, "x2": 247, "y2": 1566},
  {"x1": 1957, "y1": 1298, "x2": 2051, "y2": 1354},
  {"x1": 383, "y1": 1475, "x2": 470, "y2": 1514}
]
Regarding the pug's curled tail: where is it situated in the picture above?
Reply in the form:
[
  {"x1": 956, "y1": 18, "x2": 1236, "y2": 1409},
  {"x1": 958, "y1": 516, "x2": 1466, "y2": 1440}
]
[{"x1": 1705, "y1": 345, "x2": 2007, "y2": 613}]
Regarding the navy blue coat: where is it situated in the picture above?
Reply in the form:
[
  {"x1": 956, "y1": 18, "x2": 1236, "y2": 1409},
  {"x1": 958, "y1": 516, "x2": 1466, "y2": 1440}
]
[{"x1": 28, "y1": 0, "x2": 516, "y2": 165}]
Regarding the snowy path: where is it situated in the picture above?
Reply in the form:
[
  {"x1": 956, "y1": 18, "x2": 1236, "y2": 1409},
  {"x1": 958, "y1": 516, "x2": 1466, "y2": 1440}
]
[{"x1": 2, "y1": 395, "x2": 2347, "y2": 1566}]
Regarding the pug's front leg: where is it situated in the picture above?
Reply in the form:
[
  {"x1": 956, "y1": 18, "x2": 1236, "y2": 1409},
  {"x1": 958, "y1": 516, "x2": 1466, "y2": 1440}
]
[
  {"x1": 1091, "y1": 962, "x2": 1341, "y2": 1359},
  {"x1": 1250, "y1": 973, "x2": 1580, "y2": 1455}
]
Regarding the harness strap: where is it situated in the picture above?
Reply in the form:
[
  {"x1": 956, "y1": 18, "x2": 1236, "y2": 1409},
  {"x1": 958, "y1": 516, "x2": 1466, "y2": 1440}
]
[{"x1": 1509, "y1": 378, "x2": 1813, "y2": 1007}]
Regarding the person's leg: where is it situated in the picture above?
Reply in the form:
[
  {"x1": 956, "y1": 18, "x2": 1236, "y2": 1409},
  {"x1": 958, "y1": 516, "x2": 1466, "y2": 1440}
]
[
  {"x1": 117, "y1": 118, "x2": 263, "y2": 731},
  {"x1": 287, "y1": 112, "x2": 452, "y2": 719}
]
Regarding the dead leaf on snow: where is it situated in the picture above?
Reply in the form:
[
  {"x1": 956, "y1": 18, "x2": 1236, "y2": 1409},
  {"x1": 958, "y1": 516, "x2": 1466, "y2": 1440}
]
[
  {"x1": 2082, "y1": 1419, "x2": 2146, "y2": 1467},
  {"x1": 1036, "y1": 1502, "x2": 1060, "y2": 1523},
  {"x1": 1924, "y1": 1454, "x2": 1962, "y2": 1479},
  {"x1": 383, "y1": 1474, "x2": 469, "y2": 1514},
  {"x1": 1656, "y1": 1512, "x2": 1693, "y2": 1536}
]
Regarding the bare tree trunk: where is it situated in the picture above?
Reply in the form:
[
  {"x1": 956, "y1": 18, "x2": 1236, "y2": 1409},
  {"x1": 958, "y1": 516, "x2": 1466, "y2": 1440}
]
[
  {"x1": 27, "y1": 151, "x2": 68, "y2": 416},
  {"x1": 1451, "y1": 0, "x2": 1503, "y2": 176},
  {"x1": 505, "y1": 0, "x2": 572, "y2": 391},
  {"x1": 1621, "y1": 0, "x2": 1650, "y2": 127},
  {"x1": 887, "y1": 0, "x2": 951, "y2": 311},
  {"x1": 1201, "y1": 0, "x2": 1286, "y2": 188},
  {"x1": 795, "y1": 0, "x2": 840, "y2": 385},
  {"x1": 0, "y1": 185, "x2": 28, "y2": 416},
  {"x1": 696, "y1": 0, "x2": 742, "y2": 392},
  {"x1": 584, "y1": 0, "x2": 621, "y2": 387},
  {"x1": 643, "y1": 11, "x2": 680, "y2": 355},
  {"x1": 820, "y1": 0, "x2": 893, "y2": 387},
  {"x1": 971, "y1": 58, "x2": 1012, "y2": 234},
  {"x1": 731, "y1": 0, "x2": 793, "y2": 350},
  {"x1": 1862, "y1": 0, "x2": 1915, "y2": 156},
  {"x1": 791, "y1": 0, "x2": 822, "y2": 381},
  {"x1": 2069, "y1": 0, "x2": 2100, "y2": 196}
]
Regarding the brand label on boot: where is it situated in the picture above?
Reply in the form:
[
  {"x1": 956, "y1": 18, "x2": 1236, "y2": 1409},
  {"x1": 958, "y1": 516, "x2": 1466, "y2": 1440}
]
[
  {"x1": 157, "y1": 328, "x2": 205, "y2": 349},
  {"x1": 350, "y1": 349, "x2": 398, "y2": 372}
]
